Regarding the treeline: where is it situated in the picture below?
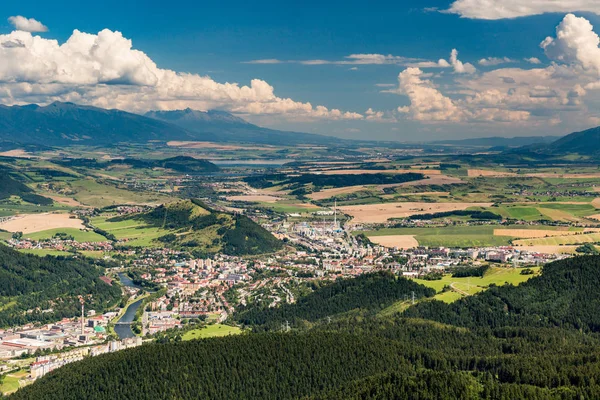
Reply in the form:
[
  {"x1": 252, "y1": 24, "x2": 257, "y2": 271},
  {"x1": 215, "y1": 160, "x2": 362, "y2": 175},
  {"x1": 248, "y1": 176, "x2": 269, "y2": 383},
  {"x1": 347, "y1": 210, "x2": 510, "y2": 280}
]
[
  {"x1": 244, "y1": 172, "x2": 425, "y2": 190},
  {"x1": 0, "y1": 245, "x2": 121, "y2": 327},
  {"x1": 56, "y1": 156, "x2": 219, "y2": 173},
  {"x1": 450, "y1": 265, "x2": 489, "y2": 278},
  {"x1": 235, "y1": 271, "x2": 435, "y2": 330},
  {"x1": 405, "y1": 209, "x2": 502, "y2": 221}
]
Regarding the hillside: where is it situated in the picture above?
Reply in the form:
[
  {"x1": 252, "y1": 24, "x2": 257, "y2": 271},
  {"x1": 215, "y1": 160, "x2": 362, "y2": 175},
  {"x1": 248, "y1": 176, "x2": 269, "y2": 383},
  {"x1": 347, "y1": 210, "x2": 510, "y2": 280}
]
[
  {"x1": 0, "y1": 168, "x2": 53, "y2": 205},
  {"x1": 0, "y1": 245, "x2": 121, "y2": 328},
  {"x1": 110, "y1": 199, "x2": 282, "y2": 256},
  {"x1": 547, "y1": 126, "x2": 600, "y2": 155},
  {"x1": 404, "y1": 255, "x2": 600, "y2": 332},
  {"x1": 145, "y1": 108, "x2": 341, "y2": 145},
  {"x1": 13, "y1": 256, "x2": 600, "y2": 399},
  {"x1": 57, "y1": 156, "x2": 220, "y2": 174},
  {"x1": 431, "y1": 135, "x2": 561, "y2": 148},
  {"x1": 235, "y1": 271, "x2": 435, "y2": 330}
]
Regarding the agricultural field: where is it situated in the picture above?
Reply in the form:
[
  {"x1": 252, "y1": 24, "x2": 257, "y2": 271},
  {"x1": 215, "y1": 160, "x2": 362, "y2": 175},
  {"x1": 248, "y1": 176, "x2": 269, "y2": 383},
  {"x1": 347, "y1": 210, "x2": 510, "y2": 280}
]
[
  {"x1": 360, "y1": 225, "x2": 592, "y2": 248},
  {"x1": 340, "y1": 202, "x2": 493, "y2": 224},
  {"x1": 0, "y1": 213, "x2": 85, "y2": 234},
  {"x1": 70, "y1": 179, "x2": 172, "y2": 208},
  {"x1": 181, "y1": 324, "x2": 242, "y2": 341},
  {"x1": 24, "y1": 228, "x2": 107, "y2": 242},
  {"x1": 17, "y1": 249, "x2": 74, "y2": 257},
  {"x1": 361, "y1": 225, "x2": 513, "y2": 248}
]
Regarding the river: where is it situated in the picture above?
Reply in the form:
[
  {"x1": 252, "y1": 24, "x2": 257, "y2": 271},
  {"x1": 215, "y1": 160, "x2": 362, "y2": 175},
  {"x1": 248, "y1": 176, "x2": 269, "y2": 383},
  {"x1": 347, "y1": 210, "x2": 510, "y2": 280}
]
[{"x1": 114, "y1": 273, "x2": 144, "y2": 339}]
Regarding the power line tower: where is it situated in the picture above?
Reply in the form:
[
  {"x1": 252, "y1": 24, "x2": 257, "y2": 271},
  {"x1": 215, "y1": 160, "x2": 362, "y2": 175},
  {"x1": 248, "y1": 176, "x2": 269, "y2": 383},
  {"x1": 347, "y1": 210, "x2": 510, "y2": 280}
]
[
  {"x1": 282, "y1": 320, "x2": 290, "y2": 332},
  {"x1": 78, "y1": 295, "x2": 85, "y2": 336},
  {"x1": 411, "y1": 291, "x2": 415, "y2": 305}
]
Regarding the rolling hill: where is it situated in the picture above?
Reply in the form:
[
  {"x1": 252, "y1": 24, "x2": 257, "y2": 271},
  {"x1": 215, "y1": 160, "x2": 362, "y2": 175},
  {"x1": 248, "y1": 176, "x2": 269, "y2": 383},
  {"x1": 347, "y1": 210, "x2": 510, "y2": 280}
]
[
  {"x1": 431, "y1": 135, "x2": 561, "y2": 148},
  {"x1": 109, "y1": 199, "x2": 283, "y2": 256},
  {"x1": 546, "y1": 126, "x2": 600, "y2": 155},
  {"x1": 0, "y1": 168, "x2": 53, "y2": 205}
]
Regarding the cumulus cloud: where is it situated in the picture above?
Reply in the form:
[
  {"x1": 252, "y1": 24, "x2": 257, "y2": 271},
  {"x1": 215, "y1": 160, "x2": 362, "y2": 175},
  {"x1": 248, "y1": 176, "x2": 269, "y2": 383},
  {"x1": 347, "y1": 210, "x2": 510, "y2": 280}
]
[
  {"x1": 478, "y1": 57, "x2": 514, "y2": 66},
  {"x1": 393, "y1": 68, "x2": 464, "y2": 122},
  {"x1": 407, "y1": 49, "x2": 475, "y2": 73},
  {"x1": 445, "y1": 0, "x2": 600, "y2": 20},
  {"x1": 8, "y1": 16, "x2": 48, "y2": 32},
  {"x1": 388, "y1": 14, "x2": 600, "y2": 127},
  {"x1": 542, "y1": 13, "x2": 600, "y2": 73},
  {"x1": 449, "y1": 49, "x2": 476, "y2": 74},
  {"x1": 0, "y1": 28, "x2": 367, "y2": 121}
]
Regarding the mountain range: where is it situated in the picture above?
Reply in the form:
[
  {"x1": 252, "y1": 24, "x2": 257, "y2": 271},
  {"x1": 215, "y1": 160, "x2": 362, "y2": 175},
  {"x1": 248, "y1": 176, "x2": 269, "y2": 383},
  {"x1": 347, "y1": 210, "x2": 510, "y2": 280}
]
[
  {"x1": 0, "y1": 102, "x2": 599, "y2": 154},
  {"x1": 430, "y1": 135, "x2": 562, "y2": 148},
  {"x1": 0, "y1": 102, "x2": 338, "y2": 147},
  {"x1": 145, "y1": 108, "x2": 338, "y2": 145}
]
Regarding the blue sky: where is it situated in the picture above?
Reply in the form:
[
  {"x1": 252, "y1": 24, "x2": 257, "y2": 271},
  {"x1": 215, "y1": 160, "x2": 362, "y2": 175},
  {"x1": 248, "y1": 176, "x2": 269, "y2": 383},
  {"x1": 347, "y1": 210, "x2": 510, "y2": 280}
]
[{"x1": 3, "y1": 1, "x2": 600, "y2": 141}]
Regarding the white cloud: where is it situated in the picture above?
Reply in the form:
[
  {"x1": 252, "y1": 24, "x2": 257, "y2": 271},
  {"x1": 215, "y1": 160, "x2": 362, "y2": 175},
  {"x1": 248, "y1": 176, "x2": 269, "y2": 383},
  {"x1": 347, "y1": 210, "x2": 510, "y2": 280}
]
[
  {"x1": 298, "y1": 54, "x2": 419, "y2": 66},
  {"x1": 478, "y1": 57, "x2": 514, "y2": 66},
  {"x1": 449, "y1": 49, "x2": 477, "y2": 74},
  {"x1": 445, "y1": 0, "x2": 600, "y2": 20},
  {"x1": 542, "y1": 13, "x2": 600, "y2": 73},
  {"x1": 8, "y1": 16, "x2": 48, "y2": 33},
  {"x1": 242, "y1": 59, "x2": 284, "y2": 64},
  {"x1": 525, "y1": 57, "x2": 542, "y2": 64},
  {"x1": 0, "y1": 28, "x2": 367, "y2": 122},
  {"x1": 407, "y1": 49, "x2": 474, "y2": 73},
  {"x1": 393, "y1": 67, "x2": 464, "y2": 122}
]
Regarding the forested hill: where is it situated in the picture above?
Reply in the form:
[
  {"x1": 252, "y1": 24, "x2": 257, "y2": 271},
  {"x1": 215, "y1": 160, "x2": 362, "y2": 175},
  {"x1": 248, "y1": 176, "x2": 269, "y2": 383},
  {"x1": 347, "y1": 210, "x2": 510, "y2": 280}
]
[
  {"x1": 0, "y1": 245, "x2": 121, "y2": 327},
  {"x1": 112, "y1": 199, "x2": 283, "y2": 256},
  {"x1": 13, "y1": 257, "x2": 600, "y2": 399},
  {"x1": 0, "y1": 169, "x2": 53, "y2": 205},
  {"x1": 235, "y1": 271, "x2": 435, "y2": 330},
  {"x1": 403, "y1": 255, "x2": 600, "y2": 332}
]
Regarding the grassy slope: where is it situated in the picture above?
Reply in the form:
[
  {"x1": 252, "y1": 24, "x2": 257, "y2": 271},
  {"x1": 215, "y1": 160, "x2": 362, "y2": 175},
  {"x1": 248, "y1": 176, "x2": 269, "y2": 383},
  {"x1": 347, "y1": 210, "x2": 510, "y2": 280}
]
[
  {"x1": 181, "y1": 324, "x2": 242, "y2": 341},
  {"x1": 24, "y1": 228, "x2": 107, "y2": 242},
  {"x1": 415, "y1": 266, "x2": 541, "y2": 302},
  {"x1": 70, "y1": 179, "x2": 171, "y2": 208}
]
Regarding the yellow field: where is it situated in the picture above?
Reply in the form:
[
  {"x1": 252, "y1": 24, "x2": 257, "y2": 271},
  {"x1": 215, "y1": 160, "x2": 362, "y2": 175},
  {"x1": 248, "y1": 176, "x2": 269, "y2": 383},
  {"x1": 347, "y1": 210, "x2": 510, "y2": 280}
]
[
  {"x1": 340, "y1": 202, "x2": 492, "y2": 224},
  {"x1": 320, "y1": 169, "x2": 442, "y2": 175},
  {"x1": 513, "y1": 245, "x2": 580, "y2": 254},
  {"x1": 0, "y1": 213, "x2": 84, "y2": 234},
  {"x1": 468, "y1": 169, "x2": 517, "y2": 177},
  {"x1": 493, "y1": 228, "x2": 575, "y2": 238},
  {"x1": 514, "y1": 232, "x2": 600, "y2": 246},
  {"x1": 227, "y1": 195, "x2": 282, "y2": 203},
  {"x1": 368, "y1": 235, "x2": 418, "y2": 249}
]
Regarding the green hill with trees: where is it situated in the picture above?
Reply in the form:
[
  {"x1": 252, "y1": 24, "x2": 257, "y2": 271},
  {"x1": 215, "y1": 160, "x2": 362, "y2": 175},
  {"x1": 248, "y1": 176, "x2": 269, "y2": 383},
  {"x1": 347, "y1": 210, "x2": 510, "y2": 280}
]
[
  {"x1": 110, "y1": 199, "x2": 283, "y2": 256},
  {"x1": 0, "y1": 245, "x2": 121, "y2": 328},
  {"x1": 0, "y1": 170, "x2": 52, "y2": 205},
  {"x1": 11, "y1": 256, "x2": 600, "y2": 399}
]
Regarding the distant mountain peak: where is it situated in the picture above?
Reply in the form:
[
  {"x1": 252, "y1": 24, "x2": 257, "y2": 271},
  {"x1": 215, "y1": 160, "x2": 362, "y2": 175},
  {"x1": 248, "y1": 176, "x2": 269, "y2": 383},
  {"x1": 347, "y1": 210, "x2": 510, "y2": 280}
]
[{"x1": 145, "y1": 108, "x2": 250, "y2": 126}]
